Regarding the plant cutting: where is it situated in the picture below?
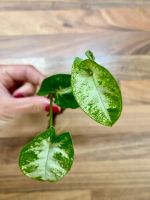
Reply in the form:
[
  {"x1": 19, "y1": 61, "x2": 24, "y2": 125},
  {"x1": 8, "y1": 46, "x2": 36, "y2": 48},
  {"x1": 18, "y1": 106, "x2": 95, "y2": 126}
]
[{"x1": 19, "y1": 50, "x2": 122, "y2": 182}]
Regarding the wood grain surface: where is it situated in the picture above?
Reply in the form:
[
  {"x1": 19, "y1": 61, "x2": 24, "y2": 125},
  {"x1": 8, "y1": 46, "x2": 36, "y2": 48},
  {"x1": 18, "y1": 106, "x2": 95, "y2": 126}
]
[
  {"x1": 0, "y1": 0, "x2": 150, "y2": 10},
  {"x1": 0, "y1": 1, "x2": 150, "y2": 200}
]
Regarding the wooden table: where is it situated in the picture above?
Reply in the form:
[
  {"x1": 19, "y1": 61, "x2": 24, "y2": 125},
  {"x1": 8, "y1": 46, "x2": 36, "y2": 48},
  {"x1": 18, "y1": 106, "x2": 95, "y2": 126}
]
[{"x1": 0, "y1": 1, "x2": 150, "y2": 199}]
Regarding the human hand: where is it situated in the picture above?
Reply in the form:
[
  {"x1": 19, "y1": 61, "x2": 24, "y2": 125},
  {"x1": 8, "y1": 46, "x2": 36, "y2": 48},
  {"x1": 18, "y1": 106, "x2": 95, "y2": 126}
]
[{"x1": 0, "y1": 65, "x2": 60, "y2": 126}]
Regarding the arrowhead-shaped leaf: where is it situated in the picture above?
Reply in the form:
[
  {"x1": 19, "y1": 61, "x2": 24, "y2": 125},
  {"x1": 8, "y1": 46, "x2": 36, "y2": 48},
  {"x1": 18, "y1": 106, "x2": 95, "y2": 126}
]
[
  {"x1": 37, "y1": 74, "x2": 79, "y2": 109},
  {"x1": 19, "y1": 127, "x2": 74, "y2": 182},
  {"x1": 71, "y1": 52, "x2": 122, "y2": 126}
]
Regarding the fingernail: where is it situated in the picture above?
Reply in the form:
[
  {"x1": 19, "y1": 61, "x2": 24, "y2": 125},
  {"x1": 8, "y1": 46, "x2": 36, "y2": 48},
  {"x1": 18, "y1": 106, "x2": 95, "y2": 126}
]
[
  {"x1": 53, "y1": 106, "x2": 61, "y2": 113},
  {"x1": 44, "y1": 104, "x2": 50, "y2": 112},
  {"x1": 14, "y1": 93, "x2": 24, "y2": 98},
  {"x1": 44, "y1": 104, "x2": 61, "y2": 113}
]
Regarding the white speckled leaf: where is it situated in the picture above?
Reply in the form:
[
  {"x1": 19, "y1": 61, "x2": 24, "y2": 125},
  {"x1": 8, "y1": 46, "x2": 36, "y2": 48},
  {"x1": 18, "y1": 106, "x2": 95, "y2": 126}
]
[
  {"x1": 71, "y1": 58, "x2": 122, "y2": 126},
  {"x1": 19, "y1": 127, "x2": 74, "y2": 182}
]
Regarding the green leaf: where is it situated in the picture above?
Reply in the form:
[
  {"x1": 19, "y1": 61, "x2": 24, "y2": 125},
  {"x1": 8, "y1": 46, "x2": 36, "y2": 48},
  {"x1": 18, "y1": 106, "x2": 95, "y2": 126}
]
[
  {"x1": 19, "y1": 127, "x2": 74, "y2": 182},
  {"x1": 85, "y1": 50, "x2": 95, "y2": 61},
  {"x1": 73, "y1": 57, "x2": 83, "y2": 67},
  {"x1": 71, "y1": 53, "x2": 122, "y2": 127},
  {"x1": 37, "y1": 74, "x2": 79, "y2": 109}
]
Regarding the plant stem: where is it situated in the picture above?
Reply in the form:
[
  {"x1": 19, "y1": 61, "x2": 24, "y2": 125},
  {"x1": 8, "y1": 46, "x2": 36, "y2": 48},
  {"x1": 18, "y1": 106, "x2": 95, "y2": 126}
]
[{"x1": 49, "y1": 94, "x2": 53, "y2": 128}]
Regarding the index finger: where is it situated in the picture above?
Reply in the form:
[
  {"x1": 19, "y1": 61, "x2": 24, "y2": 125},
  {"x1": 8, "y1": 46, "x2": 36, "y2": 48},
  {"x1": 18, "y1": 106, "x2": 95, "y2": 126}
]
[{"x1": 4, "y1": 65, "x2": 45, "y2": 86}]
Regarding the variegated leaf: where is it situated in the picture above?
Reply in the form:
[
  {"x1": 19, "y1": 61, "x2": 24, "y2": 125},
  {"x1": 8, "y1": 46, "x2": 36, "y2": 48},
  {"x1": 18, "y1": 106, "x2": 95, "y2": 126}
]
[
  {"x1": 71, "y1": 55, "x2": 122, "y2": 126},
  {"x1": 19, "y1": 127, "x2": 74, "y2": 182}
]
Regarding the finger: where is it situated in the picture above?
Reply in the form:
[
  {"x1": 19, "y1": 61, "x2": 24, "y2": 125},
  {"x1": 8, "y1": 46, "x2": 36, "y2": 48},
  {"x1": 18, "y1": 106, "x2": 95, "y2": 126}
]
[
  {"x1": 2, "y1": 65, "x2": 45, "y2": 87},
  {"x1": 0, "y1": 83, "x2": 11, "y2": 97},
  {"x1": 13, "y1": 82, "x2": 36, "y2": 97},
  {"x1": 9, "y1": 96, "x2": 61, "y2": 115}
]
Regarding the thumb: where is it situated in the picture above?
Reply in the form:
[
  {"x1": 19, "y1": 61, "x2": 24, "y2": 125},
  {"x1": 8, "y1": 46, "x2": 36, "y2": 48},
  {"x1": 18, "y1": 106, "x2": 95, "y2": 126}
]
[{"x1": 11, "y1": 96, "x2": 50, "y2": 115}]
